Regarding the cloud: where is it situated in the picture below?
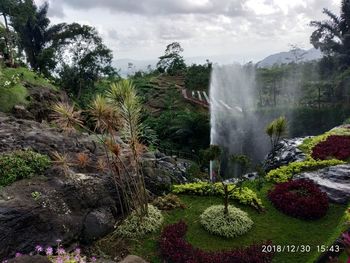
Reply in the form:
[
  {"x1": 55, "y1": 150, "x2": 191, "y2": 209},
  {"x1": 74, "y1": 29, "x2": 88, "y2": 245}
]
[{"x1": 39, "y1": 0, "x2": 342, "y2": 61}]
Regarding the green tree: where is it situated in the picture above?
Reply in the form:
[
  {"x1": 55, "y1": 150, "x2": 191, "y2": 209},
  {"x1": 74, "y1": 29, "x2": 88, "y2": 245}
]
[
  {"x1": 55, "y1": 23, "x2": 115, "y2": 101},
  {"x1": 310, "y1": 0, "x2": 350, "y2": 68},
  {"x1": 157, "y1": 42, "x2": 186, "y2": 75}
]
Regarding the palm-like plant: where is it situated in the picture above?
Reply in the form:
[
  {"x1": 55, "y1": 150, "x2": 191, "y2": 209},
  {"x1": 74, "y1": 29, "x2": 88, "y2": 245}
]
[
  {"x1": 51, "y1": 102, "x2": 83, "y2": 133},
  {"x1": 90, "y1": 94, "x2": 119, "y2": 133},
  {"x1": 310, "y1": 0, "x2": 350, "y2": 65}
]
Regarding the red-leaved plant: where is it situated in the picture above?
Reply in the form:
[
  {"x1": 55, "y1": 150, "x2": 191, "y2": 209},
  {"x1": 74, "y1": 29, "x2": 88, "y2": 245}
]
[
  {"x1": 159, "y1": 221, "x2": 274, "y2": 263},
  {"x1": 312, "y1": 135, "x2": 350, "y2": 161},
  {"x1": 268, "y1": 179, "x2": 329, "y2": 220}
]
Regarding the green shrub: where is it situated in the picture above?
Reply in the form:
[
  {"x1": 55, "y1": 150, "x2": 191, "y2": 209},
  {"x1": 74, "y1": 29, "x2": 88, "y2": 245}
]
[
  {"x1": 343, "y1": 118, "x2": 350, "y2": 125},
  {"x1": 266, "y1": 159, "x2": 345, "y2": 183},
  {"x1": 200, "y1": 205, "x2": 253, "y2": 238},
  {"x1": 152, "y1": 194, "x2": 186, "y2": 210},
  {"x1": 186, "y1": 163, "x2": 204, "y2": 179},
  {"x1": 0, "y1": 150, "x2": 51, "y2": 186},
  {"x1": 115, "y1": 205, "x2": 163, "y2": 238},
  {"x1": 172, "y1": 182, "x2": 263, "y2": 210}
]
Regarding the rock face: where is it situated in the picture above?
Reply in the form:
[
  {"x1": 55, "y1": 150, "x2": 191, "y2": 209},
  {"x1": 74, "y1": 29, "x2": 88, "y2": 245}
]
[
  {"x1": 294, "y1": 164, "x2": 350, "y2": 204},
  {"x1": 263, "y1": 138, "x2": 308, "y2": 172},
  {"x1": 0, "y1": 170, "x2": 120, "y2": 259},
  {"x1": 0, "y1": 114, "x2": 190, "y2": 259}
]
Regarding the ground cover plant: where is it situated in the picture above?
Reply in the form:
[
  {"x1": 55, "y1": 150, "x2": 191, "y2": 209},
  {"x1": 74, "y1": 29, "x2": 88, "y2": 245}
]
[
  {"x1": 200, "y1": 205, "x2": 253, "y2": 238},
  {"x1": 159, "y1": 220, "x2": 273, "y2": 263},
  {"x1": 0, "y1": 150, "x2": 50, "y2": 186},
  {"x1": 172, "y1": 182, "x2": 263, "y2": 210},
  {"x1": 115, "y1": 205, "x2": 163, "y2": 238},
  {"x1": 265, "y1": 159, "x2": 344, "y2": 183},
  {"x1": 130, "y1": 186, "x2": 346, "y2": 263},
  {"x1": 268, "y1": 179, "x2": 329, "y2": 220}
]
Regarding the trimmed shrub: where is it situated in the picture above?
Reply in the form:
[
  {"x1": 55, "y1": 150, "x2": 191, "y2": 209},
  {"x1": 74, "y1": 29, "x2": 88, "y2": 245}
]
[
  {"x1": 200, "y1": 205, "x2": 253, "y2": 238},
  {"x1": 312, "y1": 135, "x2": 350, "y2": 161},
  {"x1": 152, "y1": 194, "x2": 186, "y2": 210},
  {"x1": 172, "y1": 182, "x2": 263, "y2": 210},
  {"x1": 160, "y1": 221, "x2": 274, "y2": 263},
  {"x1": 115, "y1": 205, "x2": 163, "y2": 238},
  {"x1": 0, "y1": 150, "x2": 51, "y2": 186},
  {"x1": 266, "y1": 159, "x2": 344, "y2": 183},
  {"x1": 268, "y1": 179, "x2": 329, "y2": 220}
]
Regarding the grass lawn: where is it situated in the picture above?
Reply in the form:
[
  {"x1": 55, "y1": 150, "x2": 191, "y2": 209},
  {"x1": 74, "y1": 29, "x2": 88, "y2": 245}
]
[{"x1": 130, "y1": 184, "x2": 347, "y2": 263}]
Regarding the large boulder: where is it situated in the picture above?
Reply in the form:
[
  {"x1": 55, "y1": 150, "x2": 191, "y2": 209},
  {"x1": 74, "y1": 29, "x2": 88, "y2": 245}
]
[
  {"x1": 294, "y1": 164, "x2": 350, "y2": 204},
  {"x1": 263, "y1": 138, "x2": 308, "y2": 172},
  {"x1": 0, "y1": 170, "x2": 121, "y2": 259}
]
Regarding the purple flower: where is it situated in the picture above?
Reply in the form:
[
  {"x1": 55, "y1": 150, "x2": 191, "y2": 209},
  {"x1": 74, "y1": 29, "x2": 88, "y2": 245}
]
[
  {"x1": 74, "y1": 248, "x2": 81, "y2": 255},
  {"x1": 15, "y1": 253, "x2": 22, "y2": 258},
  {"x1": 91, "y1": 256, "x2": 97, "y2": 262},
  {"x1": 35, "y1": 245, "x2": 43, "y2": 253},
  {"x1": 57, "y1": 247, "x2": 66, "y2": 255},
  {"x1": 56, "y1": 256, "x2": 63, "y2": 263},
  {"x1": 343, "y1": 232, "x2": 350, "y2": 245},
  {"x1": 46, "y1": 246, "x2": 53, "y2": 256}
]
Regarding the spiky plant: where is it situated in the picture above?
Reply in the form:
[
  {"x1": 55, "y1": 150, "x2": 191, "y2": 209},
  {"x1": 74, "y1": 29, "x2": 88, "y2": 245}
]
[
  {"x1": 90, "y1": 94, "x2": 119, "y2": 133},
  {"x1": 265, "y1": 116, "x2": 287, "y2": 153},
  {"x1": 109, "y1": 80, "x2": 148, "y2": 217},
  {"x1": 107, "y1": 80, "x2": 135, "y2": 105},
  {"x1": 75, "y1": 152, "x2": 90, "y2": 168},
  {"x1": 51, "y1": 102, "x2": 83, "y2": 133},
  {"x1": 52, "y1": 151, "x2": 71, "y2": 175}
]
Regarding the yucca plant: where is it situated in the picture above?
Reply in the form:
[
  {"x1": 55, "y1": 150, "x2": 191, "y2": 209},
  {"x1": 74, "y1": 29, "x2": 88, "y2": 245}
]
[
  {"x1": 51, "y1": 151, "x2": 71, "y2": 175},
  {"x1": 51, "y1": 80, "x2": 149, "y2": 219},
  {"x1": 90, "y1": 94, "x2": 119, "y2": 133},
  {"x1": 51, "y1": 102, "x2": 83, "y2": 133}
]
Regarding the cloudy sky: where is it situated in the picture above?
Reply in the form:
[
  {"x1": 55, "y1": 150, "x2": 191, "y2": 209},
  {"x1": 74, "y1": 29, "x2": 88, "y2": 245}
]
[{"x1": 35, "y1": 0, "x2": 340, "y2": 63}]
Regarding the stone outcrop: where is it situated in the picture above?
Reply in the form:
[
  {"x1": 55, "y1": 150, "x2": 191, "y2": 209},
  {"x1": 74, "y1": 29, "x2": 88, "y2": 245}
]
[
  {"x1": 294, "y1": 164, "x2": 350, "y2": 204},
  {"x1": 0, "y1": 114, "x2": 190, "y2": 259},
  {"x1": 263, "y1": 137, "x2": 308, "y2": 171}
]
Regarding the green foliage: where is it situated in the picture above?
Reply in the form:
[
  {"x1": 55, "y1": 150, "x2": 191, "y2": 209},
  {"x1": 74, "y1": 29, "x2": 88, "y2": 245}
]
[
  {"x1": 0, "y1": 150, "x2": 50, "y2": 186},
  {"x1": 31, "y1": 191, "x2": 42, "y2": 201},
  {"x1": 172, "y1": 182, "x2": 263, "y2": 210},
  {"x1": 157, "y1": 42, "x2": 186, "y2": 75},
  {"x1": 265, "y1": 116, "x2": 287, "y2": 151},
  {"x1": 152, "y1": 194, "x2": 186, "y2": 210},
  {"x1": 266, "y1": 159, "x2": 345, "y2": 183},
  {"x1": 344, "y1": 118, "x2": 350, "y2": 125},
  {"x1": 310, "y1": 1, "x2": 350, "y2": 68},
  {"x1": 115, "y1": 205, "x2": 163, "y2": 238},
  {"x1": 186, "y1": 163, "x2": 202, "y2": 179},
  {"x1": 200, "y1": 205, "x2": 253, "y2": 238},
  {"x1": 184, "y1": 62, "x2": 211, "y2": 91}
]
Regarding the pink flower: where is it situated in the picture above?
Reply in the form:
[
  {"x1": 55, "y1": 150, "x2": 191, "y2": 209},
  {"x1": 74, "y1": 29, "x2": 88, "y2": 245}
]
[
  {"x1": 343, "y1": 232, "x2": 350, "y2": 245},
  {"x1": 15, "y1": 253, "x2": 22, "y2": 258},
  {"x1": 91, "y1": 256, "x2": 97, "y2": 262},
  {"x1": 46, "y1": 246, "x2": 53, "y2": 256},
  {"x1": 35, "y1": 245, "x2": 43, "y2": 253},
  {"x1": 57, "y1": 247, "x2": 66, "y2": 255},
  {"x1": 74, "y1": 248, "x2": 81, "y2": 255}
]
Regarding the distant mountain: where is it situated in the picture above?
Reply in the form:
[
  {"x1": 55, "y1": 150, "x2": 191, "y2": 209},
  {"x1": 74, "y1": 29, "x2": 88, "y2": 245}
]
[
  {"x1": 113, "y1": 59, "x2": 157, "y2": 77},
  {"x1": 257, "y1": 48, "x2": 323, "y2": 68}
]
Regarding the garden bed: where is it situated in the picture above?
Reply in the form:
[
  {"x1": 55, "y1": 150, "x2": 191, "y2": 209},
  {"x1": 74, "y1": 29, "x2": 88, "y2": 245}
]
[{"x1": 129, "y1": 184, "x2": 347, "y2": 263}]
